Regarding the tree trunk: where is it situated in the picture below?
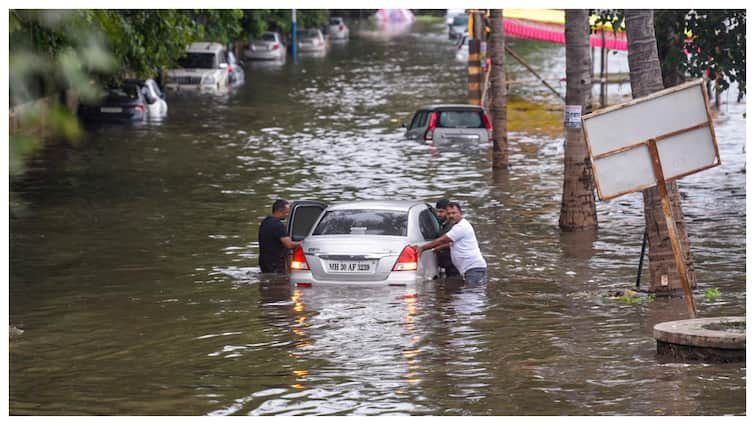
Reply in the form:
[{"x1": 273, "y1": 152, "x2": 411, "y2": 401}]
[
  {"x1": 488, "y1": 9, "x2": 508, "y2": 169},
  {"x1": 559, "y1": 9, "x2": 597, "y2": 231},
  {"x1": 625, "y1": 10, "x2": 696, "y2": 295}
]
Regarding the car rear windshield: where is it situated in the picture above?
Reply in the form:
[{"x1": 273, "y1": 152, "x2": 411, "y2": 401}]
[
  {"x1": 298, "y1": 29, "x2": 320, "y2": 38},
  {"x1": 106, "y1": 85, "x2": 140, "y2": 102},
  {"x1": 178, "y1": 52, "x2": 216, "y2": 69},
  {"x1": 438, "y1": 110, "x2": 484, "y2": 128},
  {"x1": 329, "y1": 18, "x2": 342, "y2": 25},
  {"x1": 312, "y1": 210, "x2": 407, "y2": 236},
  {"x1": 261, "y1": 33, "x2": 276, "y2": 42},
  {"x1": 453, "y1": 15, "x2": 469, "y2": 26}
]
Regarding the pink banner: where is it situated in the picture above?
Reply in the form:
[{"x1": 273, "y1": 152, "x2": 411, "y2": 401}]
[{"x1": 503, "y1": 19, "x2": 628, "y2": 51}]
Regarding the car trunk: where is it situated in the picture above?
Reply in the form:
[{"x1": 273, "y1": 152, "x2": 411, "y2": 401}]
[
  {"x1": 302, "y1": 236, "x2": 409, "y2": 282},
  {"x1": 434, "y1": 128, "x2": 488, "y2": 144},
  {"x1": 251, "y1": 41, "x2": 274, "y2": 51}
]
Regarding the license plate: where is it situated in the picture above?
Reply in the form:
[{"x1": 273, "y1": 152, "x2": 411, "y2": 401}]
[
  {"x1": 326, "y1": 261, "x2": 374, "y2": 274},
  {"x1": 100, "y1": 107, "x2": 122, "y2": 113}
]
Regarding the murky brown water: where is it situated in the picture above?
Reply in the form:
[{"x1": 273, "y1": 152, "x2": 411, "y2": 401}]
[{"x1": 9, "y1": 20, "x2": 746, "y2": 415}]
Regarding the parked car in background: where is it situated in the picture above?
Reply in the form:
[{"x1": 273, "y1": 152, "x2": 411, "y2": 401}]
[
  {"x1": 449, "y1": 14, "x2": 469, "y2": 40},
  {"x1": 326, "y1": 17, "x2": 350, "y2": 40},
  {"x1": 125, "y1": 78, "x2": 167, "y2": 119},
  {"x1": 404, "y1": 104, "x2": 492, "y2": 149},
  {"x1": 243, "y1": 32, "x2": 286, "y2": 61},
  {"x1": 287, "y1": 200, "x2": 441, "y2": 287},
  {"x1": 297, "y1": 28, "x2": 327, "y2": 54},
  {"x1": 78, "y1": 81, "x2": 149, "y2": 123},
  {"x1": 226, "y1": 51, "x2": 245, "y2": 86},
  {"x1": 455, "y1": 33, "x2": 469, "y2": 61},
  {"x1": 162, "y1": 42, "x2": 230, "y2": 93},
  {"x1": 445, "y1": 8, "x2": 465, "y2": 26}
]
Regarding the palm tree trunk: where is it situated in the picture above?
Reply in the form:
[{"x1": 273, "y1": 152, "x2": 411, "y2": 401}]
[
  {"x1": 559, "y1": 9, "x2": 597, "y2": 231},
  {"x1": 625, "y1": 10, "x2": 696, "y2": 295},
  {"x1": 488, "y1": 9, "x2": 508, "y2": 169}
]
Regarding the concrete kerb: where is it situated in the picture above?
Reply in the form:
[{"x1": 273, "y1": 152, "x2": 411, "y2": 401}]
[{"x1": 653, "y1": 316, "x2": 745, "y2": 362}]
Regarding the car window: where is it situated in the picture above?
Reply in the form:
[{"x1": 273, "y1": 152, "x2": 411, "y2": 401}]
[
  {"x1": 453, "y1": 15, "x2": 468, "y2": 26},
  {"x1": 409, "y1": 112, "x2": 422, "y2": 129},
  {"x1": 329, "y1": 18, "x2": 342, "y2": 25},
  {"x1": 410, "y1": 111, "x2": 429, "y2": 130},
  {"x1": 438, "y1": 111, "x2": 483, "y2": 128},
  {"x1": 419, "y1": 208, "x2": 440, "y2": 240},
  {"x1": 290, "y1": 205, "x2": 324, "y2": 241},
  {"x1": 178, "y1": 52, "x2": 216, "y2": 69},
  {"x1": 313, "y1": 210, "x2": 407, "y2": 236},
  {"x1": 298, "y1": 29, "x2": 320, "y2": 38},
  {"x1": 261, "y1": 33, "x2": 276, "y2": 42}
]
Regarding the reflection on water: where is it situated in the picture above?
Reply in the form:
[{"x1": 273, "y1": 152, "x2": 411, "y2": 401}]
[{"x1": 9, "y1": 19, "x2": 745, "y2": 415}]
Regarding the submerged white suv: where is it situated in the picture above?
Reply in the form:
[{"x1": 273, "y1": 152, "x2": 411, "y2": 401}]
[{"x1": 163, "y1": 42, "x2": 230, "y2": 93}]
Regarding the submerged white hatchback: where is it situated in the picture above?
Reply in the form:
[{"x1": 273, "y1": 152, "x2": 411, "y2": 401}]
[{"x1": 287, "y1": 200, "x2": 441, "y2": 287}]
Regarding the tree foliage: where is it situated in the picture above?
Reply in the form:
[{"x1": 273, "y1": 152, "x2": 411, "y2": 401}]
[
  {"x1": 656, "y1": 9, "x2": 745, "y2": 96},
  {"x1": 591, "y1": 9, "x2": 746, "y2": 97}
]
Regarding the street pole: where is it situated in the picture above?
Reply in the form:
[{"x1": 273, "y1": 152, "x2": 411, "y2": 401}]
[
  {"x1": 468, "y1": 10, "x2": 482, "y2": 105},
  {"x1": 292, "y1": 9, "x2": 298, "y2": 64}
]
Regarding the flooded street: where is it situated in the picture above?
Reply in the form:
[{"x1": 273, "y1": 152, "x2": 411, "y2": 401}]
[{"x1": 9, "y1": 20, "x2": 746, "y2": 415}]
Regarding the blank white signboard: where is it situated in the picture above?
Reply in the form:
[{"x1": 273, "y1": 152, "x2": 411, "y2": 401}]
[
  {"x1": 584, "y1": 82, "x2": 709, "y2": 156},
  {"x1": 656, "y1": 127, "x2": 718, "y2": 179},
  {"x1": 593, "y1": 146, "x2": 655, "y2": 198},
  {"x1": 583, "y1": 80, "x2": 719, "y2": 200}
]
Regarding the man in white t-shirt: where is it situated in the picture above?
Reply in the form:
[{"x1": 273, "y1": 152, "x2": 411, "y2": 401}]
[{"x1": 417, "y1": 201, "x2": 487, "y2": 284}]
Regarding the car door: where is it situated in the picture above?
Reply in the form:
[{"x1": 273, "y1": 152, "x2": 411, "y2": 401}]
[
  {"x1": 287, "y1": 200, "x2": 328, "y2": 242},
  {"x1": 417, "y1": 205, "x2": 441, "y2": 279}
]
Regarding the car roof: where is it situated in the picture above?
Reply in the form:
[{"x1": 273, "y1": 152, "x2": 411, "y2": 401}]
[
  {"x1": 326, "y1": 200, "x2": 428, "y2": 212},
  {"x1": 187, "y1": 42, "x2": 225, "y2": 53},
  {"x1": 416, "y1": 104, "x2": 485, "y2": 112}
]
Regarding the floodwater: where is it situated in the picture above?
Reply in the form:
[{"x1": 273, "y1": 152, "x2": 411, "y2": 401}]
[{"x1": 9, "y1": 20, "x2": 746, "y2": 415}]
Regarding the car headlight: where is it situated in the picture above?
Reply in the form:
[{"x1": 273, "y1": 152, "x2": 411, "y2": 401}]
[{"x1": 202, "y1": 75, "x2": 216, "y2": 85}]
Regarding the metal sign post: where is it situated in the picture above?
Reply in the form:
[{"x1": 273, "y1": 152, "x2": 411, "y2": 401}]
[{"x1": 582, "y1": 79, "x2": 721, "y2": 318}]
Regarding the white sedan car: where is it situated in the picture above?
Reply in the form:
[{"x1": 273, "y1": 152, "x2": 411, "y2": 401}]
[
  {"x1": 297, "y1": 28, "x2": 327, "y2": 54},
  {"x1": 287, "y1": 200, "x2": 441, "y2": 287},
  {"x1": 244, "y1": 32, "x2": 286, "y2": 61},
  {"x1": 326, "y1": 17, "x2": 349, "y2": 40}
]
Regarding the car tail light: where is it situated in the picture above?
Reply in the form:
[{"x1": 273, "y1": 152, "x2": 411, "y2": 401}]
[
  {"x1": 392, "y1": 245, "x2": 418, "y2": 272},
  {"x1": 228, "y1": 66, "x2": 233, "y2": 73},
  {"x1": 482, "y1": 111, "x2": 493, "y2": 140},
  {"x1": 339, "y1": 25, "x2": 344, "y2": 31},
  {"x1": 272, "y1": 43, "x2": 279, "y2": 50},
  {"x1": 296, "y1": 282, "x2": 312, "y2": 288},
  {"x1": 290, "y1": 246, "x2": 310, "y2": 271},
  {"x1": 424, "y1": 112, "x2": 438, "y2": 141},
  {"x1": 131, "y1": 104, "x2": 145, "y2": 113}
]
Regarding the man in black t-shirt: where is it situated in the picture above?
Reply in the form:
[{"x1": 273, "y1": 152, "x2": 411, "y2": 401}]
[{"x1": 258, "y1": 199, "x2": 301, "y2": 274}]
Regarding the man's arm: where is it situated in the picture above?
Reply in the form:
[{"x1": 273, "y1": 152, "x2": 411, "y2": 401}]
[
  {"x1": 416, "y1": 234, "x2": 452, "y2": 257},
  {"x1": 280, "y1": 236, "x2": 301, "y2": 250}
]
